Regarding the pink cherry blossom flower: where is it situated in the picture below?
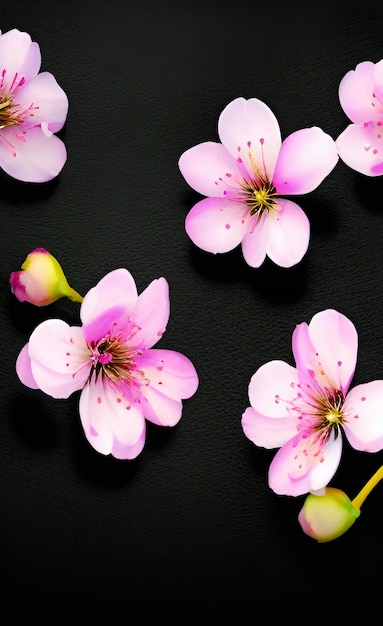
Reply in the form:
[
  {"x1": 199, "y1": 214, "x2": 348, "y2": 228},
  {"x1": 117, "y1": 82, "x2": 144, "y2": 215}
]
[
  {"x1": 15, "y1": 268, "x2": 199, "y2": 460},
  {"x1": 241, "y1": 309, "x2": 383, "y2": 496},
  {"x1": 178, "y1": 97, "x2": 338, "y2": 268},
  {"x1": 0, "y1": 28, "x2": 68, "y2": 182},
  {"x1": 336, "y1": 60, "x2": 383, "y2": 176}
]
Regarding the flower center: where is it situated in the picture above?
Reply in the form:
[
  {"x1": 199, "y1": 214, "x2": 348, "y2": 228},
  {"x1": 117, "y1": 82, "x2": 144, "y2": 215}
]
[
  {"x1": 315, "y1": 390, "x2": 345, "y2": 432},
  {"x1": 0, "y1": 95, "x2": 20, "y2": 129},
  {"x1": 243, "y1": 179, "x2": 278, "y2": 216},
  {"x1": 89, "y1": 334, "x2": 144, "y2": 386}
]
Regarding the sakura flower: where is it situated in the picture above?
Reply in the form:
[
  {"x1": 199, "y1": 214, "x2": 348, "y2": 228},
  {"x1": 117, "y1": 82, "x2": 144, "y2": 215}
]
[
  {"x1": 335, "y1": 60, "x2": 383, "y2": 176},
  {"x1": 178, "y1": 97, "x2": 338, "y2": 268},
  {"x1": 0, "y1": 28, "x2": 68, "y2": 182},
  {"x1": 10, "y1": 248, "x2": 83, "y2": 306},
  {"x1": 299, "y1": 465, "x2": 383, "y2": 542},
  {"x1": 15, "y1": 268, "x2": 199, "y2": 460},
  {"x1": 241, "y1": 308, "x2": 383, "y2": 496}
]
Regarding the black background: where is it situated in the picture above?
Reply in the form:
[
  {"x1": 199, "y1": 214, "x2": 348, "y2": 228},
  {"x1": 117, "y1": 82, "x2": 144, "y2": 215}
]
[{"x1": 1, "y1": 1, "x2": 383, "y2": 619}]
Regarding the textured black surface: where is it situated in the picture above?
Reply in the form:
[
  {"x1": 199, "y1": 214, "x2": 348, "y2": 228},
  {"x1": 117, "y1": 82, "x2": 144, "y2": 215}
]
[{"x1": 2, "y1": 1, "x2": 383, "y2": 619}]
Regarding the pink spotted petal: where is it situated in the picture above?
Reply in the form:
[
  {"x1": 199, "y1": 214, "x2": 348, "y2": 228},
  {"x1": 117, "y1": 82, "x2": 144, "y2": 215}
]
[
  {"x1": 16, "y1": 343, "x2": 40, "y2": 389},
  {"x1": 0, "y1": 126, "x2": 67, "y2": 182},
  {"x1": 273, "y1": 127, "x2": 338, "y2": 195},
  {"x1": 293, "y1": 309, "x2": 357, "y2": 394},
  {"x1": 336, "y1": 122, "x2": 383, "y2": 176},
  {"x1": 139, "y1": 385, "x2": 184, "y2": 426},
  {"x1": 16, "y1": 72, "x2": 68, "y2": 133},
  {"x1": 185, "y1": 196, "x2": 249, "y2": 254},
  {"x1": 136, "y1": 349, "x2": 199, "y2": 401},
  {"x1": 0, "y1": 29, "x2": 41, "y2": 88},
  {"x1": 338, "y1": 61, "x2": 379, "y2": 123},
  {"x1": 241, "y1": 212, "x2": 268, "y2": 268},
  {"x1": 265, "y1": 199, "x2": 310, "y2": 268},
  {"x1": 247, "y1": 360, "x2": 300, "y2": 418},
  {"x1": 178, "y1": 141, "x2": 242, "y2": 197},
  {"x1": 343, "y1": 381, "x2": 383, "y2": 452},
  {"x1": 218, "y1": 97, "x2": 281, "y2": 181},
  {"x1": 129, "y1": 278, "x2": 170, "y2": 350},
  {"x1": 241, "y1": 407, "x2": 297, "y2": 449},
  {"x1": 268, "y1": 429, "x2": 342, "y2": 496},
  {"x1": 79, "y1": 375, "x2": 146, "y2": 458},
  {"x1": 81, "y1": 269, "x2": 138, "y2": 327},
  {"x1": 26, "y1": 319, "x2": 90, "y2": 398}
]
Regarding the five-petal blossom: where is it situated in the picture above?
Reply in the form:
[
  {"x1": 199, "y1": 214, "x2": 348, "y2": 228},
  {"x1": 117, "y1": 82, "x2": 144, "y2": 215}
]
[
  {"x1": 15, "y1": 268, "x2": 199, "y2": 460},
  {"x1": 178, "y1": 96, "x2": 339, "y2": 268},
  {"x1": 0, "y1": 28, "x2": 68, "y2": 182},
  {"x1": 241, "y1": 309, "x2": 383, "y2": 496},
  {"x1": 336, "y1": 59, "x2": 383, "y2": 176}
]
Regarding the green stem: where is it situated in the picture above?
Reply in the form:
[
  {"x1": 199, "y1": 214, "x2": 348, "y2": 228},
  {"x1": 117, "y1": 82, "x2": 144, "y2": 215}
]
[
  {"x1": 351, "y1": 465, "x2": 383, "y2": 511},
  {"x1": 65, "y1": 285, "x2": 84, "y2": 303}
]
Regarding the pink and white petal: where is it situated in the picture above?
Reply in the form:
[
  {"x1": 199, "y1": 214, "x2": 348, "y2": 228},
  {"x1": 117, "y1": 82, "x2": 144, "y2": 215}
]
[
  {"x1": 241, "y1": 407, "x2": 297, "y2": 449},
  {"x1": 135, "y1": 349, "x2": 199, "y2": 400},
  {"x1": 268, "y1": 429, "x2": 342, "y2": 496},
  {"x1": 0, "y1": 126, "x2": 66, "y2": 182},
  {"x1": 128, "y1": 278, "x2": 170, "y2": 350},
  {"x1": 27, "y1": 320, "x2": 90, "y2": 398},
  {"x1": 373, "y1": 60, "x2": 383, "y2": 107},
  {"x1": 16, "y1": 72, "x2": 68, "y2": 131},
  {"x1": 111, "y1": 428, "x2": 146, "y2": 460},
  {"x1": 0, "y1": 29, "x2": 41, "y2": 88},
  {"x1": 79, "y1": 377, "x2": 146, "y2": 456},
  {"x1": 293, "y1": 309, "x2": 357, "y2": 393},
  {"x1": 178, "y1": 142, "x2": 242, "y2": 197},
  {"x1": 265, "y1": 199, "x2": 310, "y2": 268},
  {"x1": 241, "y1": 212, "x2": 268, "y2": 268},
  {"x1": 139, "y1": 384, "x2": 184, "y2": 426},
  {"x1": 343, "y1": 381, "x2": 383, "y2": 452},
  {"x1": 273, "y1": 128, "x2": 338, "y2": 195},
  {"x1": 16, "y1": 343, "x2": 40, "y2": 389},
  {"x1": 247, "y1": 360, "x2": 300, "y2": 418},
  {"x1": 218, "y1": 97, "x2": 281, "y2": 181},
  {"x1": 336, "y1": 122, "x2": 383, "y2": 176},
  {"x1": 81, "y1": 269, "x2": 138, "y2": 327},
  {"x1": 338, "y1": 61, "x2": 378, "y2": 123},
  {"x1": 185, "y1": 196, "x2": 249, "y2": 254}
]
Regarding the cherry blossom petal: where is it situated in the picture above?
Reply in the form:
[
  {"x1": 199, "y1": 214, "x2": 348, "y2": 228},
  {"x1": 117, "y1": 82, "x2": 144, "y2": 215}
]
[
  {"x1": 16, "y1": 343, "x2": 40, "y2": 389},
  {"x1": 178, "y1": 141, "x2": 242, "y2": 197},
  {"x1": 338, "y1": 61, "x2": 378, "y2": 123},
  {"x1": 185, "y1": 196, "x2": 249, "y2": 254},
  {"x1": 27, "y1": 320, "x2": 90, "y2": 398},
  {"x1": 336, "y1": 122, "x2": 383, "y2": 176},
  {"x1": 242, "y1": 407, "x2": 297, "y2": 449},
  {"x1": 16, "y1": 72, "x2": 69, "y2": 132},
  {"x1": 218, "y1": 97, "x2": 281, "y2": 181},
  {"x1": 79, "y1": 376, "x2": 146, "y2": 458},
  {"x1": 139, "y1": 384, "x2": 183, "y2": 426},
  {"x1": 136, "y1": 349, "x2": 199, "y2": 400},
  {"x1": 0, "y1": 126, "x2": 67, "y2": 182},
  {"x1": 373, "y1": 59, "x2": 383, "y2": 107},
  {"x1": 247, "y1": 360, "x2": 300, "y2": 418},
  {"x1": 292, "y1": 309, "x2": 357, "y2": 393},
  {"x1": 273, "y1": 127, "x2": 338, "y2": 195},
  {"x1": 241, "y1": 212, "x2": 268, "y2": 268},
  {"x1": 268, "y1": 429, "x2": 342, "y2": 496},
  {"x1": 129, "y1": 278, "x2": 170, "y2": 350},
  {"x1": 0, "y1": 29, "x2": 41, "y2": 87},
  {"x1": 265, "y1": 199, "x2": 310, "y2": 268},
  {"x1": 81, "y1": 269, "x2": 138, "y2": 327},
  {"x1": 343, "y1": 381, "x2": 383, "y2": 452}
]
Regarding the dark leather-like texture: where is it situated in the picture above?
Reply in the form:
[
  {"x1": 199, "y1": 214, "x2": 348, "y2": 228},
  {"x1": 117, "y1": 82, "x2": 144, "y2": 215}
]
[{"x1": 1, "y1": 1, "x2": 383, "y2": 618}]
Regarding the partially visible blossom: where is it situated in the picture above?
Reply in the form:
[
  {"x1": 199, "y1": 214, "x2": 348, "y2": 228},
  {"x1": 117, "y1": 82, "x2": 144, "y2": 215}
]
[
  {"x1": 241, "y1": 309, "x2": 383, "y2": 497},
  {"x1": 336, "y1": 60, "x2": 383, "y2": 176},
  {"x1": 15, "y1": 268, "x2": 199, "y2": 460},
  {"x1": 299, "y1": 465, "x2": 383, "y2": 542},
  {"x1": 178, "y1": 96, "x2": 338, "y2": 268},
  {"x1": 10, "y1": 248, "x2": 83, "y2": 306},
  {"x1": 0, "y1": 28, "x2": 68, "y2": 182}
]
